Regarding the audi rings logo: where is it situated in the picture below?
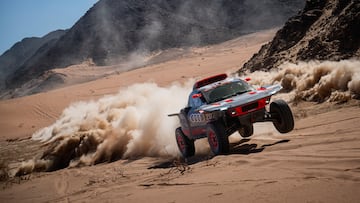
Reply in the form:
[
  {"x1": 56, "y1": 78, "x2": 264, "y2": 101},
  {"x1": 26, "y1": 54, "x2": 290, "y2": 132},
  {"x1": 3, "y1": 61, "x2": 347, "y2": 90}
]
[
  {"x1": 190, "y1": 114, "x2": 205, "y2": 122},
  {"x1": 189, "y1": 113, "x2": 214, "y2": 122}
]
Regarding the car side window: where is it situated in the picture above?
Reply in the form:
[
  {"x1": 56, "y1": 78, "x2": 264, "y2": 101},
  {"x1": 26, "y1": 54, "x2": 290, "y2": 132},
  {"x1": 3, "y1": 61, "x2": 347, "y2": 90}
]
[{"x1": 188, "y1": 91, "x2": 205, "y2": 108}]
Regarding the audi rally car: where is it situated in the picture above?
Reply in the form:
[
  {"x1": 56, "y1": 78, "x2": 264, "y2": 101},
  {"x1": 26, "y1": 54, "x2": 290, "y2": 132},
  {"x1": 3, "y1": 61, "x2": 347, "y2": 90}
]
[{"x1": 169, "y1": 73, "x2": 294, "y2": 158}]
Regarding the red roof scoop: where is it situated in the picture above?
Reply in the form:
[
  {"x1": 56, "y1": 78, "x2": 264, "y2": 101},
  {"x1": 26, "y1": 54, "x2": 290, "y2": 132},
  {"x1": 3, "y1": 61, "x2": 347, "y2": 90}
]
[{"x1": 193, "y1": 73, "x2": 227, "y2": 89}]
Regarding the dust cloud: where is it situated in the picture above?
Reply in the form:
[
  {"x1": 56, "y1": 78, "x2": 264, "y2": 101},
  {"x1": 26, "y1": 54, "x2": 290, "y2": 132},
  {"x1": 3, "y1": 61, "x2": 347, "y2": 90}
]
[
  {"x1": 15, "y1": 59, "x2": 360, "y2": 174},
  {"x1": 242, "y1": 60, "x2": 360, "y2": 103},
  {"x1": 18, "y1": 82, "x2": 192, "y2": 173}
]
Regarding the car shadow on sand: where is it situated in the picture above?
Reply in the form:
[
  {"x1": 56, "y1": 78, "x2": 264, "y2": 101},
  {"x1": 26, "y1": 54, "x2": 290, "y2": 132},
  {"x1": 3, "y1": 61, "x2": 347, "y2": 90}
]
[
  {"x1": 148, "y1": 138, "x2": 290, "y2": 169},
  {"x1": 230, "y1": 138, "x2": 290, "y2": 154}
]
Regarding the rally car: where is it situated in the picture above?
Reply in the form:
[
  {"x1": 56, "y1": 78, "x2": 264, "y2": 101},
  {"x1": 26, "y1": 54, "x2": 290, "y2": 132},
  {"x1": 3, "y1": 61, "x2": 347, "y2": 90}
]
[{"x1": 169, "y1": 73, "x2": 294, "y2": 157}]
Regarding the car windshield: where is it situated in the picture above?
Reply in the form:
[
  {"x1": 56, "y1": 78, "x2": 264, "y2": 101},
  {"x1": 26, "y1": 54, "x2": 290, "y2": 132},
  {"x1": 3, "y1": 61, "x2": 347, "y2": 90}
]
[{"x1": 202, "y1": 80, "x2": 254, "y2": 103}]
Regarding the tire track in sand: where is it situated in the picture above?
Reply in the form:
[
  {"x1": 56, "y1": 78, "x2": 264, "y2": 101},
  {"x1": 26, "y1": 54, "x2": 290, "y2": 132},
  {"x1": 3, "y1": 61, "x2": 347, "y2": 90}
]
[{"x1": 33, "y1": 103, "x2": 58, "y2": 120}]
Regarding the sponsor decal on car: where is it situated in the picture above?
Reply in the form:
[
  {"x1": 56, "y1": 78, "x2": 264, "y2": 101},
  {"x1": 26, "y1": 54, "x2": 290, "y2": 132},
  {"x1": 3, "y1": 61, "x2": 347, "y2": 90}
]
[{"x1": 189, "y1": 113, "x2": 215, "y2": 123}]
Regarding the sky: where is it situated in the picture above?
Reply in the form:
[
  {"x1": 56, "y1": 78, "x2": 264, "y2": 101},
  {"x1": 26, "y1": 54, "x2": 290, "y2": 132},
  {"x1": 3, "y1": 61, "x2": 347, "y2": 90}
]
[{"x1": 0, "y1": 0, "x2": 99, "y2": 55}]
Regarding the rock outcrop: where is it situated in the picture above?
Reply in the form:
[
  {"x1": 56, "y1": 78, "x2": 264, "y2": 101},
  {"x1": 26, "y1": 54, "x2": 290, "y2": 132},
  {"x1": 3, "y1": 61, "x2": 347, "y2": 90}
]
[{"x1": 241, "y1": 0, "x2": 360, "y2": 72}]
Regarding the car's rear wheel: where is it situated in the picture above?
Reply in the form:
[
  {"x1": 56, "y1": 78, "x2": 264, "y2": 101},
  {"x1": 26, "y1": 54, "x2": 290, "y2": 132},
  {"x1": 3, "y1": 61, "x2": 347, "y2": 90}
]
[
  {"x1": 238, "y1": 124, "x2": 254, "y2": 138},
  {"x1": 207, "y1": 122, "x2": 229, "y2": 155},
  {"x1": 270, "y1": 100, "x2": 294, "y2": 133},
  {"x1": 175, "y1": 127, "x2": 195, "y2": 158}
]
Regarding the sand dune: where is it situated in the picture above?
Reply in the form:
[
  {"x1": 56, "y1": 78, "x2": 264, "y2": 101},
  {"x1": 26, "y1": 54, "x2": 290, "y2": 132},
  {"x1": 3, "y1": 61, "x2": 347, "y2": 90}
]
[
  {"x1": 1, "y1": 104, "x2": 359, "y2": 202},
  {"x1": 0, "y1": 29, "x2": 275, "y2": 141},
  {"x1": 1, "y1": 29, "x2": 360, "y2": 202}
]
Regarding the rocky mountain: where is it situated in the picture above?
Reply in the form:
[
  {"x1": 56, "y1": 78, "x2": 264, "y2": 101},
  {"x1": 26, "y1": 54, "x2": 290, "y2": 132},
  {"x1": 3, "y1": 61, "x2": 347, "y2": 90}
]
[
  {"x1": 2, "y1": 0, "x2": 305, "y2": 96},
  {"x1": 0, "y1": 30, "x2": 66, "y2": 90},
  {"x1": 241, "y1": 0, "x2": 360, "y2": 72}
]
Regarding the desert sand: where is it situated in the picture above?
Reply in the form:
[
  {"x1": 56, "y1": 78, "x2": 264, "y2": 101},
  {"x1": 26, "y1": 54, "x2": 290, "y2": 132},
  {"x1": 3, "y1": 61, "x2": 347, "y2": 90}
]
[{"x1": 1, "y1": 29, "x2": 360, "y2": 202}]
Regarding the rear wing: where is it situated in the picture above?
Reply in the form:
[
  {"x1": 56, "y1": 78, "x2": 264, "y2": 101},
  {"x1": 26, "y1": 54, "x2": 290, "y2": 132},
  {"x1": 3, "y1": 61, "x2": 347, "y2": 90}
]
[{"x1": 193, "y1": 73, "x2": 227, "y2": 90}]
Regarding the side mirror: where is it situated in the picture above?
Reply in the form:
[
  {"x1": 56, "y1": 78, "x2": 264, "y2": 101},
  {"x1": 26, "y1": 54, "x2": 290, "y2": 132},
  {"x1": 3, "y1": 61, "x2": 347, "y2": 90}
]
[{"x1": 192, "y1": 93, "x2": 202, "y2": 99}]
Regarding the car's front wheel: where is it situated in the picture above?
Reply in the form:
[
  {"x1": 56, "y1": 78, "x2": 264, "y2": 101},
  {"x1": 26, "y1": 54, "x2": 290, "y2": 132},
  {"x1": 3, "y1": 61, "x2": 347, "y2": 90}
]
[
  {"x1": 270, "y1": 99, "x2": 294, "y2": 133},
  {"x1": 175, "y1": 127, "x2": 195, "y2": 158},
  {"x1": 207, "y1": 122, "x2": 229, "y2": 155}
]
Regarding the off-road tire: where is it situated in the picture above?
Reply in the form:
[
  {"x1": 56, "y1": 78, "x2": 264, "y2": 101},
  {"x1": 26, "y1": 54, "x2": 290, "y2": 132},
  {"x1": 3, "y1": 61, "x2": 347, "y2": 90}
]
[
  {"x1": 207, "y1": 122, "x2": 229, "y2": 155},
  {"x1": 239, "y1": 124, "x2": 254, "y2": 137},
  {"x1": 175, "y1": 127, "x2": 195, "y2": 158},
  {"x1": 270, "y1": 99, "x2": 294, "y2": 133}
]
